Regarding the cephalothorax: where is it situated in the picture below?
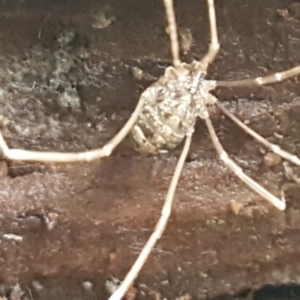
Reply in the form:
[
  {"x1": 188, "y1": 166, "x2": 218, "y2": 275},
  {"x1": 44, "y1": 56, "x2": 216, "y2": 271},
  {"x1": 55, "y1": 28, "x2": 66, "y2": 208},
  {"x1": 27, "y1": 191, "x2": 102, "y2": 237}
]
[
  {"x1": 0, "y1": 1, "x2": 300, "y2": 300},
  {"x1": 131, "y1": 63, "x2": 216, "y2": 153}
]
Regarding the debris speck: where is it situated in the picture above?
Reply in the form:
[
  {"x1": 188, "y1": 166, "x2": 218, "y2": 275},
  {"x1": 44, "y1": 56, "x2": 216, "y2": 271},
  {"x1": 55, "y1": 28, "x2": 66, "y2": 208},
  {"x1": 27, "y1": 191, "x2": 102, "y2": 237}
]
[
  {"x1": 229, "y1": 199, "x2": 244, "y2": 215},
  {"x1": 3, "y1": 233, "x2": 23, "y2": 242},
  {"x1": 82, "y1": 281, "x2": 93, "y2": 291}
]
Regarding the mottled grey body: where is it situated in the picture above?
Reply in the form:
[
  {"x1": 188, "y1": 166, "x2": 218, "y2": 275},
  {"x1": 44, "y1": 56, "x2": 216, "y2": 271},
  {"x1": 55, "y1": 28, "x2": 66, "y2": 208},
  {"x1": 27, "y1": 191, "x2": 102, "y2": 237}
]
[{"x1": 131, "y1": 62, "x2": 217, "y2": 154}]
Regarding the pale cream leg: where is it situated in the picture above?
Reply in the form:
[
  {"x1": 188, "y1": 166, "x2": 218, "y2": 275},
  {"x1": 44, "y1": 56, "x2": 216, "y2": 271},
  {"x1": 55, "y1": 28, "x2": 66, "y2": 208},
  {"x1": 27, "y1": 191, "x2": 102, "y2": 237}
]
[
  {"x1": 109, "y1": 130, "x2": 194, "y2": 300},
  {"x1": 204, "y1": 113, "x2": 285, "y2": 211}
]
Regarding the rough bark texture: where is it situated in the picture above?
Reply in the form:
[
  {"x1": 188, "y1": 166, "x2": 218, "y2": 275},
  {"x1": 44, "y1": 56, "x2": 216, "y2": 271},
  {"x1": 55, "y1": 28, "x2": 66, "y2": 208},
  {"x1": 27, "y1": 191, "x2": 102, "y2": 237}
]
[{"x1": 0, "y1": 0, "x2": 300, "y2": 299}]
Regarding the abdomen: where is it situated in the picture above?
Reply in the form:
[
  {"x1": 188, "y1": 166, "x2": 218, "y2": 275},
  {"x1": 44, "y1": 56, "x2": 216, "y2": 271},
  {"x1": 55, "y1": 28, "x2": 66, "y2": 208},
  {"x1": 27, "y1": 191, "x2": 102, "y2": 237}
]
[{"x1": 131, "y1": 79, "x2": 196, "y2": 154}]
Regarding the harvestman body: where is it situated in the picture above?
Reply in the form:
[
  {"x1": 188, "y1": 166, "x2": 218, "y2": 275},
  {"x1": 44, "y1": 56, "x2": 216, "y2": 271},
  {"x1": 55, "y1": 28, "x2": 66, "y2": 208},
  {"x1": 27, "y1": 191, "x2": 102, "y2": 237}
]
[{"x1": 1, "y1": 1, "x2": 300, "y2": 299}]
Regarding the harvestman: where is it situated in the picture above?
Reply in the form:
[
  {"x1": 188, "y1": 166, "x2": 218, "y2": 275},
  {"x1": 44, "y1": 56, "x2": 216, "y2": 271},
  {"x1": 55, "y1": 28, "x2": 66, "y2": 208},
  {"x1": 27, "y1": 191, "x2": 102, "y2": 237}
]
[{"x1": 0, "y1": 0, "x2": 300, "y2": 299}]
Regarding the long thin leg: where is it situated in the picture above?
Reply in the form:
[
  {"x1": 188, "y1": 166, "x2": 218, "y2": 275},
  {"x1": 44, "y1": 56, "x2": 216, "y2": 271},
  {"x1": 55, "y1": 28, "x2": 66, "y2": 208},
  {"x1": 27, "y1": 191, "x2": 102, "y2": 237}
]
[
  {"x1": 216, "y1": 64, "x2": 300, "y2": 87},
  {"x1": 164, "y1": 0, "x2": 181, "y2": 67},
  {"x1": 199, "y1": 0, "x2": 220, "y2": 70},
  {"x1": 204, "y1": 113, "x2": 285, "y2": 211},
  {"x1": 108, "y1": 129, "x2": 194, "y2": 300},
  {"x1": 0, "y1": 93, "x2": 146, "y2": 163},
  {"x1": 217, "y1": 102, "x2": 300, "y2": 166}
]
